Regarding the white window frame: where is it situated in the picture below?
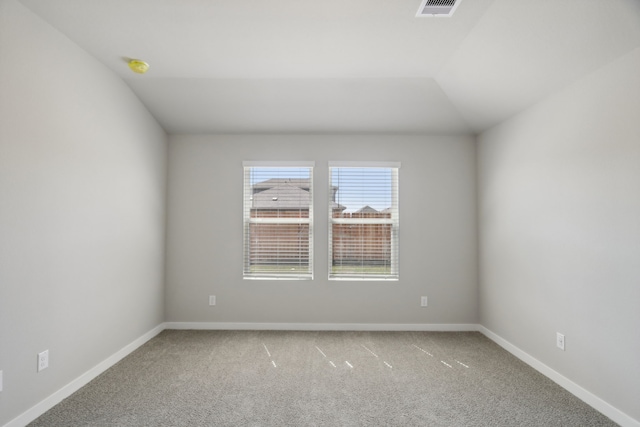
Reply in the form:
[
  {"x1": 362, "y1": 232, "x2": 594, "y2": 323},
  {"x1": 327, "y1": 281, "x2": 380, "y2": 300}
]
[
  {"x1": 243, "y1": 161, "x2": 314, "y2": 280},
  {"x1": 328, "y1": 161, "x2": 400, "y2": 281}
]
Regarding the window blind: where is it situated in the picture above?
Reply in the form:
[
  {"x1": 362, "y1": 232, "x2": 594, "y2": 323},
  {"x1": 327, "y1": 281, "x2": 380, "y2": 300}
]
[
  {"x1": 328, "y1": 163, "x2": 399, "y2": 280},
  {"x1": 243, "y1": 163, "x2": 313, "y2": 280}
]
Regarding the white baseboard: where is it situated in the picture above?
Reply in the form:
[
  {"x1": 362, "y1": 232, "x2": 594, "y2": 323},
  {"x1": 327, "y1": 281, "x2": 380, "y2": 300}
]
[
  {"x1": 4, "y1": 324, "x2": 165, "y2": 427},
  {"x1": 479, "y1": 326, "x2": 640, "y2": 427},
  {"x1": 164, "y1": 322, "x2": 480, "y2": 331}
]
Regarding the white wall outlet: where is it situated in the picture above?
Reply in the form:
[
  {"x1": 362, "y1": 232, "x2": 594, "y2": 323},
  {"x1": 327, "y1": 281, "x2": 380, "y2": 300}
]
[
  {"x1": 556, "y1": 333, "x2": 565, "y2": 351},
  {"x1": 209, "y1": 295, "x2": 216, "y2": 306},
  {"x1": 0, "y1": 370, "x2": 3, "y2": 392},
  {"x1": 37, "y1": 350, "x2": 49, "y2": 372},
  {"x1": 420, "y1": 296, "x2": 428, "y2": 307}
]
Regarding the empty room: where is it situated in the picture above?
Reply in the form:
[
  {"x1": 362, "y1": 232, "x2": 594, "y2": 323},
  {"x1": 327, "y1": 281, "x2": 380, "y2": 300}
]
[{"x1": 1, "y1": 0, "x2": 639, "y2": 426}]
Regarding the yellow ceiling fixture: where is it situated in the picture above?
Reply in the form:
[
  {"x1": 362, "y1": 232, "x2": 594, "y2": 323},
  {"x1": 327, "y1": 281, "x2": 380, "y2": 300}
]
[{"x1": 128, "y1": 59, "x2": 149, "y2": 74}]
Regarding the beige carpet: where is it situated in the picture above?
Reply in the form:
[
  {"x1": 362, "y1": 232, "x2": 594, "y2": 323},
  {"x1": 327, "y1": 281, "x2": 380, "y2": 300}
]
[{"x1": 29, "y1": 330, "x2": 617, "y2": 426}]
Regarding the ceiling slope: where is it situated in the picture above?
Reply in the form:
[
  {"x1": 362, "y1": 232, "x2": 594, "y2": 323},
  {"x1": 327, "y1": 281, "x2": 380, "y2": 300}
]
[
  {"x1": 127, "y1": 77, "x2": 471, "y2": 134},
  {"x1": 17, "y1": 0, "x2": 491, "y2": 133},
  {"x1": 17, "y1": 0, "x2": 640, "y2": 134},
  {"x1": 19, "y1": 0, "x2": 493, "y2": 79},
  {"x1": 436, "y1": 0, "x2": 640, "y2": 131}
]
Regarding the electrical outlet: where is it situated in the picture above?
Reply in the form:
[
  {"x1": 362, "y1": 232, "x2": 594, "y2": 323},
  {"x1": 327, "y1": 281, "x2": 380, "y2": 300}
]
[
  {"x1": 37, "y1": 350, "x2": 49, "y2": 372},
  {"x1": 0, "y1": 370, "x2": 3, "y2": 392},
  {"x1": 556, "y1": 333, "x2": 565, "y2": 351},
  {"x1": 420, "y1": 296, "x2": 428, "y2": 307},
  {"x1": 209, "y1": 295, "x2": 216, "y2": 306}
]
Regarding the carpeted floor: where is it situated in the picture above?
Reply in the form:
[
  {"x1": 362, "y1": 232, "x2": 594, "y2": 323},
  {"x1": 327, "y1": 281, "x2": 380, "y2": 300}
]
[{"x1": 29, "y1": 330, "x2": 617, "y2": 426}]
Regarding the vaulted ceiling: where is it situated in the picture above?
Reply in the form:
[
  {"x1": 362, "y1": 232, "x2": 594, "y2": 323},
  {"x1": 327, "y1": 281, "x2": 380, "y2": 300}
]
[{"x1": 19, "y1": 0, "x2": 640, "y2": 134}]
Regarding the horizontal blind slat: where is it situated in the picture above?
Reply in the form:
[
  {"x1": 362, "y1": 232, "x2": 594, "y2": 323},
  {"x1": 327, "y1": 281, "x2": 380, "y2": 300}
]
[
  {"x1": 328, "y1": 166, "x2": 399, "y2": 280},
  {"x1": 243, "y1": 165, "x2": 313, "y2": 279}
]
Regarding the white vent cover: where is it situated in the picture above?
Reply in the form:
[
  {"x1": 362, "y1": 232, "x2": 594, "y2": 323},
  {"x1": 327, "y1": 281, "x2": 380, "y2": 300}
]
[{"x1": 416, "y1": 0, "x2": 462, "y2": 17}]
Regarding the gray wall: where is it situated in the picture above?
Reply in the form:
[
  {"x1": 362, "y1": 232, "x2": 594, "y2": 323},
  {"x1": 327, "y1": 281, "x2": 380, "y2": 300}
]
[
  {"x1": 165, "y1": 134, "x2": 478, "y2": 325},
  {"x1": 477, "y1": 47, "x2": 640, "y2": 421},
  {"x1": 0, "y1": 1, "x2": 167, "y2": 425}
]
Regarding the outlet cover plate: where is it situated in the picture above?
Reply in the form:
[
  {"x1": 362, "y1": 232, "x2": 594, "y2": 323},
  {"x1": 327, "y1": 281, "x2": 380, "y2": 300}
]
[
  {"x1": 209, "y1": 295, "x2": 216, "y2": 306},
  {"x1": 420, "y1": 296, "x2": 428, "y2": 307},
  {"x1": 556, "y1": 333, "x2": 565, "y2": 351},
  {"x1": 37, "y1": 350, "x2": 49, "y2": 372}
]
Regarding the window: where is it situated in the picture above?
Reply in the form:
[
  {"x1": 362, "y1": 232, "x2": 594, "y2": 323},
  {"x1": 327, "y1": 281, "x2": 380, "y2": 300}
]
[
  {"x1": 328, "y1": 162, "x2": 400, "y2": 280},
  {"x1": 243, "y1": 162, "x2": 313, "y2": 279}
]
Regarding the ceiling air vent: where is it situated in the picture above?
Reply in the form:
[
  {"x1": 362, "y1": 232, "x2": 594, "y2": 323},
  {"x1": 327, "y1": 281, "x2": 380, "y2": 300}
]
[{"x1": 416, "y1": 0, "x2": 462, "y2": 17}]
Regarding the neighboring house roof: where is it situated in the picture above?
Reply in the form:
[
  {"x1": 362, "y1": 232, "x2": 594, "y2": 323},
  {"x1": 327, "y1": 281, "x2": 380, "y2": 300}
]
[
  {"x1": 253, "y1": 178, "x2": 310, "y2": 193},
  {"x1": 252, "y1": 184, "x2": 310, "y2": 209},
  {"x1": 332, "y1": 201, "x2": 346, "y2": 211},
  {"x1": 252, "y1": 178, "x2": 344, "y2": 210},
  {"x1": 355, "y1": 205, "x2": 379, "y2": 214}
]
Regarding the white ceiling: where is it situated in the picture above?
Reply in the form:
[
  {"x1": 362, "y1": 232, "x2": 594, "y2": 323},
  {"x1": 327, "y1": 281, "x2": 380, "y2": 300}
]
[{"x1": 19, "y1": 0, "x2": 640, "y2": 134}]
